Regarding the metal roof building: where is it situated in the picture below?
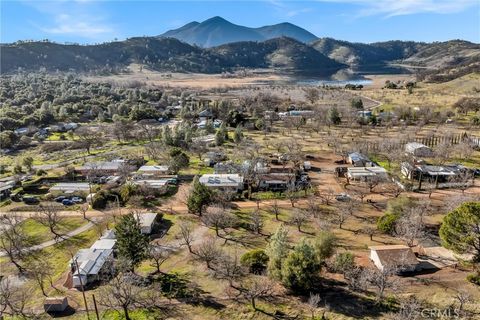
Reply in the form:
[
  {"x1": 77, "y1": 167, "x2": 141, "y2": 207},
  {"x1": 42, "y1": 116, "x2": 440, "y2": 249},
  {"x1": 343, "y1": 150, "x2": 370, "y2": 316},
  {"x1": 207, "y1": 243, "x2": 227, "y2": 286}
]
[
  {"x1": 50, "y1": 182, "x2": 90, "y2": 193},
  {"x1": 199, "y1": 174, "x2": 244, "y2": 191}
]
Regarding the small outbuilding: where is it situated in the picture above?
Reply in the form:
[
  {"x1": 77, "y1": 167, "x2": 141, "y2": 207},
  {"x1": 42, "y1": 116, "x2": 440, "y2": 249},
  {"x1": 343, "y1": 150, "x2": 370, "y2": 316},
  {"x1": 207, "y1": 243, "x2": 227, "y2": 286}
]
[
  {"x1": 44, "y1": 296, "x2": 68, "y2": 313},
  {"x1": 347, "y1": 152, "x2": 372, "y2": 167},
  {"x1": 135, "y1": 212, "x2": 160, "y2": 235},
  {"x1": 405, "y1": 142, "x2": 433, "y2": 157},
  {"x1": 369, "y1": 245, "x2": 419, "y2": 272}
]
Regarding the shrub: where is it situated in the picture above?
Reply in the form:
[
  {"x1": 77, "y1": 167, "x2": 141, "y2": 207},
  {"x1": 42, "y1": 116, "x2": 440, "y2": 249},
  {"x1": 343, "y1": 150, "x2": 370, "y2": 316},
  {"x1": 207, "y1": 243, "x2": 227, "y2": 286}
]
[
  {"x1": 91, "y1": 191, "x2": 108, "y2": 209},
  {"x1": 467, "y1": 272, "x2": 480, "y2": 286},
  {"x1": 241, "y1": 249, "x2": 269, "y2": 274},
  {"x1": 333, "y1": 252, "x2": 355, "y2": 274},
  {"x1": 36, "y1": 169, "x2": 47, "y2": 176},
  {"x1": 377, "y1": 212, "x2": 399, "y2": 234}
]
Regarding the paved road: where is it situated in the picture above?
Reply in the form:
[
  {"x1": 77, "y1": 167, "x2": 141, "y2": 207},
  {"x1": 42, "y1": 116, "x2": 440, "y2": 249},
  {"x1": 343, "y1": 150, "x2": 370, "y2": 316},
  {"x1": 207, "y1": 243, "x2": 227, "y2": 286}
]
[{"x1": 0, "y1": 219, "x2": 97, "y2": 257}]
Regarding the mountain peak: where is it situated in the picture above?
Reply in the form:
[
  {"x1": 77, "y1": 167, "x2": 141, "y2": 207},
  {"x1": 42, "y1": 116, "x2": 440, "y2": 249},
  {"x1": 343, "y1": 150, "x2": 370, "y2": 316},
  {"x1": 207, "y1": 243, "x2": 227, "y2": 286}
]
[
  {"x1": 160, "y1": 17, "x2": 317, "y2": 47},
  {"x1": 203, "y1": 16, "x2": 230, "y2": 24}
]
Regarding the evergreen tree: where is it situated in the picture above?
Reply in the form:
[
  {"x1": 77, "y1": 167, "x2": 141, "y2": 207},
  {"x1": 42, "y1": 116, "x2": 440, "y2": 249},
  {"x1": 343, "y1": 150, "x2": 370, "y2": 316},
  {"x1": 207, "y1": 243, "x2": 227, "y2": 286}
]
[
  {"x1": 233, "y1": 125, "x2": 243, "y2": 144},
  {"x1": 215, "y1": 129, "x2": 224, "y2": 146},
  {"x1": 328, "y1": 107, "x2": 341, "y2": 125},
  {"x1": 439, "y1": 202, "x2": 480, "y2": 262},
  {"x1": 115, "y1": 213, "x2": 150, "y2": 271},
  {"x1": 187, "y1": 176, "x2": 213, "y2": 216},
  {"x1": 265, "y1": 224, "x2": 289, "y2": 280},
  {"x1": 281, "y1": 239, "x2": 321, "y2": 292}
]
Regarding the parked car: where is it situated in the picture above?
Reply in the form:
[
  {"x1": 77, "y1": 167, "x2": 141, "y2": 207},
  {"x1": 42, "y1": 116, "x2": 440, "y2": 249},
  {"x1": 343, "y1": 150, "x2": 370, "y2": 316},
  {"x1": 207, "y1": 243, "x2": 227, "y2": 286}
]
[
  {"x1": 55, "y1": 196, "x2": 67, "y2": 202},
  {"x1": 62, "y1": 199, "x2": 74, "y2": 206},
  {"x1": 166, "y1": 178, "x2": 178, "y2": 185},
  {"x1": 71, "y1": 197, "x2": 83, "y2": 204},
  {"x1": 335, "y1": 193, "x2": 352, "y2": 202},
  {"x1": 23, "y1": 197, "x2": 39, "y2": 205}
]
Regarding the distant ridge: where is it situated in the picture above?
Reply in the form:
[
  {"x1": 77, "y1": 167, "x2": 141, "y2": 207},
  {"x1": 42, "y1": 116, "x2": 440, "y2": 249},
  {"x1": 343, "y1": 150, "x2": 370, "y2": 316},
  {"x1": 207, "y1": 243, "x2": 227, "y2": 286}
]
[{"x1": 161, "y1": 16, "x2": 318, "y2": 47}]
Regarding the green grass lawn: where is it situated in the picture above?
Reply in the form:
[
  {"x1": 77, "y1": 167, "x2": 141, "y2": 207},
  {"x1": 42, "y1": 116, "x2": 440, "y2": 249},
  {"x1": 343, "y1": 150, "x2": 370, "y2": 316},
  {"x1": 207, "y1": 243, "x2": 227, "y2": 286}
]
[{"x1": 19, "y1": 217, "x2": 88, "y2": 244}]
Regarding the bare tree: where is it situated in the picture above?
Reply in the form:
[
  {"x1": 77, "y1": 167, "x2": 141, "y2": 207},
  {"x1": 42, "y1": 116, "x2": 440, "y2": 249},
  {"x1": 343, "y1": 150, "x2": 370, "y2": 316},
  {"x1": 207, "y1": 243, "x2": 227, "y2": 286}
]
[
  {"x1": 239, "y1": 276, "x2": 276, "y2": 311},
  {"x1": 26, "y1": 257, "x2": 54, "y2": 297},
  {"x1": 251, "y1": 209, "x2": 263, "y2": 235},
  {"x1": 364, "y1": 177, "x2": 381, "y2": 193},
  {"x1": 318, "y1": 188, "x2": 335, "y2": 205},
  {"x1": 307, "y1": 293, "x2": 321, "y2": 320},
  {"x1": 202, "y1": 206, "x2": 236, "y2": 239},
  {"x1": 353, "y1": 187, "x2": 369, "y2": 203},
  {"x1": 454, "y1": 289, "x2": 472, "y2": 316},
  {"x1": 213, "y1": 252, "x2": 246, "y2": 288},
  {"x1": 395, "y1": 207, "x2": 426, "y2": 247},
  {"x1": 0, "y1": 278, "x2": 35, "y2": 319},
  {"x1": 390, "y1": 296, "x2": 424, "y2": 320},
  {"x1": 77, "y1": 203, "x2": 89, "y2": 220},
  {"x1": 35, "y1": 204, "x2": 64, "y2": 241},
  {"x1": 98, "y1": 273, "x2": 143, "y2": 320},
  {"x1": 75, "y1": 126, "x2": 104, "y2": 154},
  {"x1": 0, "y1": 215, "x2": 32, "y2": 273},
  {"x1": 361, "y1": 226, "x2": 377, "y2": 241},
  {"x1": 290, "y1": 208, "x2": 309, "y2": 233},
  {"x1": 178, "y1": 221, "x2": 195, "y2": 254},
  {"x1": 149, "y1": 245, "x2": 171, "y2": 274},
  {"x1": 333, "y1": 208, "x2": 348, "y2": 230},
  {"x1": 285, "y1": 184, "x2": 299, "y2": 208},
  {"x1": 194, "y1": 237, "x2": 222, "y2": 270},
  {"x1": 366, "y1": 266, "x2": 399, "y2": 301},
  {"x1": 306, "y1": 197, "x2": 321, "y2": 218},
  {"x1": 269, "y1": 199, "x2": 281, "y2": 221}
]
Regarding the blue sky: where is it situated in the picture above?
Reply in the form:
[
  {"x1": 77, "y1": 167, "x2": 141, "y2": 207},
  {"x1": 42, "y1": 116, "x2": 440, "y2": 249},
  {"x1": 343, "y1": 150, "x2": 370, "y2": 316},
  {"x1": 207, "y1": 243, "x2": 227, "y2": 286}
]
[{"x1": 1, "y1": 0, "x2": 479, "y2": 44}]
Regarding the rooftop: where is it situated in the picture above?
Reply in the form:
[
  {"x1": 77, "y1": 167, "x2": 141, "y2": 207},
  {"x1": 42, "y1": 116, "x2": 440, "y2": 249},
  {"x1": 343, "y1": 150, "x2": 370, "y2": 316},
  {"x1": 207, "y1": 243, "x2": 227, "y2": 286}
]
[
  {"x1": 138, "y1": 165, "x2": 169, "y2": 172},
  {"x1": 370, "y1": 245, "x2": 419, "y2": 266},
  {"x1": 199, "y1": 174, "x2": 243, "y2": 187},
  {"x1": 50, "y1": 182, "x2": 90, "y2": 192},
  {"x1": 136, "y1": 212, "x2": 158, "y2": 227}
]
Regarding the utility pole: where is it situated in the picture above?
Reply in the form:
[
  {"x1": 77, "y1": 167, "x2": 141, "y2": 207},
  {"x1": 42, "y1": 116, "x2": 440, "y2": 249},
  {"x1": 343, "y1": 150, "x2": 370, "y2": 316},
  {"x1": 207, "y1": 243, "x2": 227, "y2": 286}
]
[
  {"x1": 74, "y1": 258, "x2": 90, "y2": 319},
  {"x1": 92, "y1": 294, "x2": 100, "y2": 320}
]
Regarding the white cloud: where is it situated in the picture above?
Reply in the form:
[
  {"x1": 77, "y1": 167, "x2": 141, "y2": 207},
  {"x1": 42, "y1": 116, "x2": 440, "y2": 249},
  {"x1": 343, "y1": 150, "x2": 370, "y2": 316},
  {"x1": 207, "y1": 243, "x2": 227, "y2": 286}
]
[
  {"x1": 315, "y1": 0, "x2": 478, "y2": 17},
  {"x1": 286, "y1": 8, "x2": 313, "y2": 17},
  {"x1": 266, "y1": 0, "x2": 313, "y2": 18},
  {"x1": 41, "y1": 13, "x2": 113, "y2": 38},
  {"x1": 21, "y1": 0, "x2": 116, "y2": 41}
]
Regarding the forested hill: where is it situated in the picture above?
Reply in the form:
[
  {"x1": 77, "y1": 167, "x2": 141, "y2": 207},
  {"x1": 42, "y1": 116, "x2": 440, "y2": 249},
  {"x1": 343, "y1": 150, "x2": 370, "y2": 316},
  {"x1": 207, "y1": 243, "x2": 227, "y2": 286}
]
[{"x1": 0, "y1": 37, "x2": 345, "y2": 75}]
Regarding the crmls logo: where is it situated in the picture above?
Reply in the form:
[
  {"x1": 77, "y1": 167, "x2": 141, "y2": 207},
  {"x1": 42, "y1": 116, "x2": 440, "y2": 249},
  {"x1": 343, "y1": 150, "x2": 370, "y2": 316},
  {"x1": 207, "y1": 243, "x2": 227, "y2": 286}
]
[{"x1": 420, "y1": 308, "x2": 460, "y2": 319}]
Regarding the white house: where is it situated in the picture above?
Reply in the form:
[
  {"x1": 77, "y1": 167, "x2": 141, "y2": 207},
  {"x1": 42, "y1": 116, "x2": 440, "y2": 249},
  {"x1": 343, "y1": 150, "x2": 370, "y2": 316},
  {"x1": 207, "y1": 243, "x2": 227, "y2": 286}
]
[
  {"x1": 199, "y1": 174, "x2": 244, "y2": 192},
  {"x1": 71, "y1": 249, "x2": 114, "y2": 288},
  {"x1": 405, "y1": 142, "x2": 433, "y2": 157},
  {"x1": 369, "y1": 245, "x2": 419, "y2": 272}
]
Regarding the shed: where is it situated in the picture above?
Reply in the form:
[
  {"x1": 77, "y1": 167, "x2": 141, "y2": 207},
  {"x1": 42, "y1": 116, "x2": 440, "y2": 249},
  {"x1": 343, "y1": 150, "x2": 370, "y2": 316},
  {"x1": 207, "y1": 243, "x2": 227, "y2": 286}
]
[
  {"x1": 135, "y1": 212, "x2": 160, "y2": 234},
  {"x1": 369, "y1": 245, "x2": 419, "y2": 272},
  {"x1": 347, "y1": 152, "x2": 372, "y2": 167},
  {"x1": 405, "y1": 142, "x2": 433, "y2": 157},
  {"x1": 44, "y1": 296, "x2": 68, "y2": 313}
]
